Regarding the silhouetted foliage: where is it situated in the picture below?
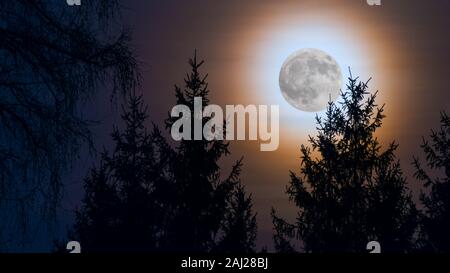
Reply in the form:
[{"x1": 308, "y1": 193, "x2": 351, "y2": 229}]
[
  {"x1": 414, "y1": 112, "x2": 450, "y2": 252},
  {"x1": 272, "y1": 210, "x2": 296, "y2": 253},
  {"x1": 0, "y1": 0, "x2": 138, "y2": 249},
  {"x1": 215, "y1": 184, "x2": 257, "y2": 253},
  {"x1": 273, "y1": 73, "x2": 418, "y2": 253},
  {"x1": 71, "y1": 53, "x2": 257, "y2": 252},
  {"x1": 73, "y1": 163, "x2": 121, "y2": 252},
  {"x1": 163, "y1": 52, "x2": 257, "y2": 252},
  {"x1": 73, "y1": 93, "x2": 169, "y2": 252}
]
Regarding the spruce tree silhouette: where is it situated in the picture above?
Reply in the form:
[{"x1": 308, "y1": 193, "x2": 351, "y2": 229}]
[
  {"x1": 73, "y1": 93, "x2": 169, "y2": 252},
  {"x1": 71, "y1": 53, "x2": 257, "y2": 253},
  {"x1": 272, "y1": 73, "x2": 418, "y2": 253},
  {"x1": 0, "y1": 0, "x2": 138, "y2": 249},
  {"x1": 163, "y1": 52, "x2": 257, "y2": 252},
  {"x1": 414, "y1": 112, "x2": 450, "y2": 252},
  {"x1": 272, "y1": 211, "x2": 297, "y2": 253}
]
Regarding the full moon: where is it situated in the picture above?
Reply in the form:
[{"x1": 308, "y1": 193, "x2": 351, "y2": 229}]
[{"x1": 279, "y1": 48, "x2": 343, "y2": 112}]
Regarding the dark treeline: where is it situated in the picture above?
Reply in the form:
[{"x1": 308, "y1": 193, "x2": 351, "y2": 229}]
[
  {"x1": 68, "y1": 58, "x2": 449, "y2": 253},
  {"x1": 69, "y1": 54, "x2": 257, "y2": 253},
  {"x1": 1, "y1": 1, "x2": 449, "y2": 253}
]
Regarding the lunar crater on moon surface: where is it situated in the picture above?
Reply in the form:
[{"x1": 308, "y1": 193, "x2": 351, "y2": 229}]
[{"x1": 279, "y1": 48, "x2": 343, "y2": 112}]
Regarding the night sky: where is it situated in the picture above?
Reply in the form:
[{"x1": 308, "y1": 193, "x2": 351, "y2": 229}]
[{"x1": 62, "y1": 0, "x2": 450, "y2": 250}]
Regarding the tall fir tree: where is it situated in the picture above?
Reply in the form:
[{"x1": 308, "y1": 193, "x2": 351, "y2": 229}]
[
  {"x1": 414, "y1": 112, "x2": 450, "y2": 252},
  {"x1": 163, "y1": 52, "x2": 257, "y2": 252},
  {"x1": 273, "y1": 73, "x2": 418, "y2": 253}
]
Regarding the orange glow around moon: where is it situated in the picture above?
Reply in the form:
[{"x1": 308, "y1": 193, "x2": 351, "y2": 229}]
[{"x1": 218, "y1": 1, "x2": 407, "y2": 147}]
